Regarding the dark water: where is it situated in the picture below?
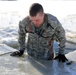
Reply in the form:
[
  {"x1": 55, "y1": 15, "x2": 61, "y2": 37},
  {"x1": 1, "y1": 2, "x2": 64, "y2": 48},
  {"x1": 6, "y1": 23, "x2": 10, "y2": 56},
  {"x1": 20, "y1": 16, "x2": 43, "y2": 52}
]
[{"x1": 54, "y1": 42, "x2": 76, "y2": 54}]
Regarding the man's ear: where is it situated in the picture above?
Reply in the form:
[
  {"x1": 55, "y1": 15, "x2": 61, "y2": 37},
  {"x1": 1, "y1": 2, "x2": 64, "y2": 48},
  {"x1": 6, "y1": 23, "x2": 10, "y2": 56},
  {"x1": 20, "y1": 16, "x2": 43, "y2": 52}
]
[{"x1": 41, "y1": 12, "x2": 44, "y2": 16}]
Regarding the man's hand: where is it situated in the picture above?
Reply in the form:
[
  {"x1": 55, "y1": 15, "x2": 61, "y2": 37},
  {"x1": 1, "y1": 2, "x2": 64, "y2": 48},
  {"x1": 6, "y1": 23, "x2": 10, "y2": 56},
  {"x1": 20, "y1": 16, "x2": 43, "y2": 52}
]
[
  {"x1": 54, "y1": 54, "x2": 68, "y2": 62},
  {"x1": 10, "y1": 50, "x2": 24, "y2": 57}
]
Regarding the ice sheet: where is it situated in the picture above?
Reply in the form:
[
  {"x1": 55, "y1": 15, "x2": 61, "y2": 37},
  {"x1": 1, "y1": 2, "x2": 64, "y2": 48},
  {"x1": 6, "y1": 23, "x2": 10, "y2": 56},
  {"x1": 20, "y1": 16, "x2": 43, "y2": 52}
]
[{"x1": 0, "y1": 44, "x2": 17, "y2": 55}]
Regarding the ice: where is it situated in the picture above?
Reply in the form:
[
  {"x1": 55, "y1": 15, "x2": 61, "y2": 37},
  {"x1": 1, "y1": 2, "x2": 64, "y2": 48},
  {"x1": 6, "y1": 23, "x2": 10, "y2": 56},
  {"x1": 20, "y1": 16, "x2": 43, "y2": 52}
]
[
  {"x1": 66, "y1": 50, "x2": 76, "y2": 62},
  {"x1": 0, "y1": 26, "x2": 19, "y2": 48},
  {"x1": 0, "y1": 48, "x2": 76, "y2": 75},
  {"x1": 0, "y1": 44, "x2": 17, "y2": 55}
]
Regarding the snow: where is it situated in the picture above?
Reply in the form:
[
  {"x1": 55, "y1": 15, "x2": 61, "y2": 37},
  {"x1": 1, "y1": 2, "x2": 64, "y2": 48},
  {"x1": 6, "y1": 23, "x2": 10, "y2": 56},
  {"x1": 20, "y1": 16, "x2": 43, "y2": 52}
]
[
  {"x1": 61, "y1": 14, "x2": 76, "y2": 44},
  {"x1": 0, "y1": 25, "x2": 19, "y2": 48}
]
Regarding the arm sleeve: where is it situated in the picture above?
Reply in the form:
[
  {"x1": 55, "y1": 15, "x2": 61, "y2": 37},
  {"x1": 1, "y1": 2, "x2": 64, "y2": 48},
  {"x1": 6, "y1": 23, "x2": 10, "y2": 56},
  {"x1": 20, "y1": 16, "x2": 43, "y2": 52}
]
[
  {"x1": 54, "y1": 19, "x2": 66, "y2": 54},
  {"x1": 18, "y1": 21, "x2": 26, "y2": 51}
]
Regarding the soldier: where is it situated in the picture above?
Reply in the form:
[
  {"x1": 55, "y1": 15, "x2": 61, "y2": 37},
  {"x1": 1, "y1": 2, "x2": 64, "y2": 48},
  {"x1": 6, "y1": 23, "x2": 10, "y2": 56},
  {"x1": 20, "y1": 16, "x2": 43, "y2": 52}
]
[{"x1": 10, "y1": 3, "x2": 68, "y2": 62}]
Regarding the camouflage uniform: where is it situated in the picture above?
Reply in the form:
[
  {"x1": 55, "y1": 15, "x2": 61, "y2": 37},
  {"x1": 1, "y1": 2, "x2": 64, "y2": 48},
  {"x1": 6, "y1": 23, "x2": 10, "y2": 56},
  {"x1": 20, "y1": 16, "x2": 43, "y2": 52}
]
[{"x1": 18, "y1": 13, "x2": 66, "y2": 60}]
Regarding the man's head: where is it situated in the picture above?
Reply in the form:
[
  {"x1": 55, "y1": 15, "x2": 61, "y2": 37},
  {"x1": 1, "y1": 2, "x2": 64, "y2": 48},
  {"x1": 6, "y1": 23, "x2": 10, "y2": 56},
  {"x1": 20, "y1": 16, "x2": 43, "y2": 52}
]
[{"x1": 29, "y1": 3, "x2": 44, "y2": 28}]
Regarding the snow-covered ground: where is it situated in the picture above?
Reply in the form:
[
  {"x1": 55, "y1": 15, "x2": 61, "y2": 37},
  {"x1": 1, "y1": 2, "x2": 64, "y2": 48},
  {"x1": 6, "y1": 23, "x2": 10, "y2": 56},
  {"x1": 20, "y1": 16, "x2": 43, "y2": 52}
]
[
  {"x1": 61, "y1": 14, "x2": 76, "y2": 44},
  {"x1": 0, "y1": 25, "x2": 18, "y2": 48}
]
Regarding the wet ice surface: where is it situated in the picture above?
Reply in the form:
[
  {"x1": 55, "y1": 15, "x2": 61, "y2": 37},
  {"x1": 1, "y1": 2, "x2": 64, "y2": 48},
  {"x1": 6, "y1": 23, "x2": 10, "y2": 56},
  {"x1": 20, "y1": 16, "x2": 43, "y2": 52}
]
[
  {"x1": 0, "y1": 43, "x2": 76, "y2": 75},
  {"x1": 0, "y1": 53, "x2": 76, "y2": 75},
  {"x1": 0, "y1": 44, "x2": 76, "y2": 75},
  {"x1": 0, "y1": 44, "x2": 17, "y2": 55}
]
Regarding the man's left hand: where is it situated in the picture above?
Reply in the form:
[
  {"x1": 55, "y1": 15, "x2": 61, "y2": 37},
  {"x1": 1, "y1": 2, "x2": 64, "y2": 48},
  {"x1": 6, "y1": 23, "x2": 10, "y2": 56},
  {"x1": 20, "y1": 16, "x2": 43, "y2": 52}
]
[{"x1": 54, "y1": 54, "x2": 68, "y2": 62}]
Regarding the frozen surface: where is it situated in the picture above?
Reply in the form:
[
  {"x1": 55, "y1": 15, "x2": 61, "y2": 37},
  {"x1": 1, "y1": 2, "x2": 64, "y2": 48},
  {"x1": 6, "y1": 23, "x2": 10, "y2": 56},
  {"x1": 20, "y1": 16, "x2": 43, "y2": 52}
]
[
  {"x1": 0, "y1": 44, "x2": 76, "y2": 75},
  {"x1": 61, "y1": 14, "x2": 76, "y2": 44},
  {"x1": 66, "y1": 50, "x2": 76, "y2": 62},
  {"x1": 0, "y1": 44, "x2": 17, "y2": 55},
  {"x1": 0, "y1": 52, "x2": 76, "y2": 75}
]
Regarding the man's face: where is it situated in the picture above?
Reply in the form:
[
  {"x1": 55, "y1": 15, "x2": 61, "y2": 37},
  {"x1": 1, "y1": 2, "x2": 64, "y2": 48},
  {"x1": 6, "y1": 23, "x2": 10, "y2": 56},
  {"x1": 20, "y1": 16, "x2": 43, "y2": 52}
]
[{"x1": 30, "y1": 13, "x2": 44, "y2": 28}]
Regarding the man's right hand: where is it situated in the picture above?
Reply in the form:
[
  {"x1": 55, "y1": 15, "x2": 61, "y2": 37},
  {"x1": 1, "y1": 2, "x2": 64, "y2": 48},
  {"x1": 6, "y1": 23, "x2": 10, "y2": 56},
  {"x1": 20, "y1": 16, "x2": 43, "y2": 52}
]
[{"x1": 10, "y1": 50, "x2": 24, "y2": 57}]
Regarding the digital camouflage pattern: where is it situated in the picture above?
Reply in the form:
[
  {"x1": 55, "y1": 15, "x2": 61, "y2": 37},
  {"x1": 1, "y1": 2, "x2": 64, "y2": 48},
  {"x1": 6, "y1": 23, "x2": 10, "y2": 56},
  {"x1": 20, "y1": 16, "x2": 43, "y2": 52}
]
[{"x1": 18, "y1": 13, "x2": 66, "y2": 60}]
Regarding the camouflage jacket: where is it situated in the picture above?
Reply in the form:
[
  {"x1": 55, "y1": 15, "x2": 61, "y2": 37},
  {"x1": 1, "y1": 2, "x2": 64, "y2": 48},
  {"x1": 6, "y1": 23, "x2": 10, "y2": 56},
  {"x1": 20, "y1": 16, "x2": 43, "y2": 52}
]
[{"x1": 18, "y1": 13, "x2": 66, "y2": 60}]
